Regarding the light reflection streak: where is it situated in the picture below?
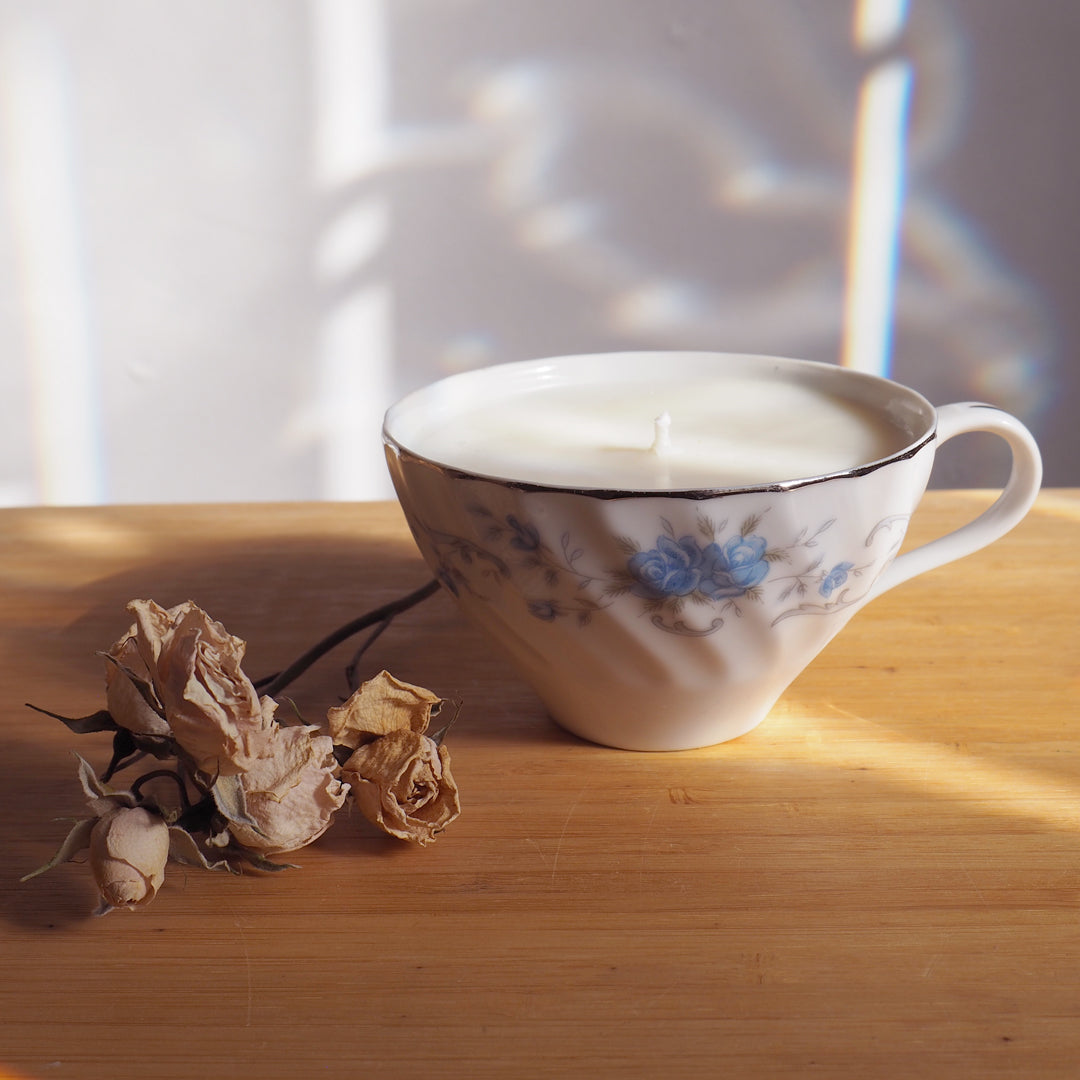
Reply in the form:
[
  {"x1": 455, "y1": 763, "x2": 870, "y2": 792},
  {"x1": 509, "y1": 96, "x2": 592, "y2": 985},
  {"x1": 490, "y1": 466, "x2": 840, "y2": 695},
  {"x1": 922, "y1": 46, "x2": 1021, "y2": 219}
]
[
  {"x1": 842, "y1": 1, "x2": 912, "y2": 376},
  {"x1": 317, "y1": 283, "x2": 392, "y2": 500},
  {"x1": 0, "y1": 18, "x2": 105, "y2": 505},
  {"x1": 855, "y1": 0, "x2": 910, "y2": 52},
  {"x1": 0, "y1": 510, "x2": 153, "y2": 588},
  {"x1": 310, "y1": 0, "x2": 394, "y2": 500},
  {"x1": 311, "y1": 0, "x2": 387, "y2": 186},
  {"x1": 763, "y1": 700, "x2": 1080, "y2": 833}
]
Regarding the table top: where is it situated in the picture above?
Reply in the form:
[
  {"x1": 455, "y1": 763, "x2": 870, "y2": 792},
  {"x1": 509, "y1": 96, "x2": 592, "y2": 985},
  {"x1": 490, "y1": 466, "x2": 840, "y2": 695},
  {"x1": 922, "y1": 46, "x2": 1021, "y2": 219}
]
[{"x1": 1, "y1": 492, "x2": 1078, "y2": 1079}]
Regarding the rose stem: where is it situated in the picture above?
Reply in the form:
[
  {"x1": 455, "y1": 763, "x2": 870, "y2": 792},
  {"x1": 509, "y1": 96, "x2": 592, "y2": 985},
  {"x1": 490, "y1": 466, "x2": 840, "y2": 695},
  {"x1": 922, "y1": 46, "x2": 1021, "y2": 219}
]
[
  {"x1": 344, "y1": 618, "x2": 393, "y2": 693},
  {"x1": 258, "y1": 578, "x2": 440, "y2": 698},
  {"x1": 101, "y1": 748, "x2": 145, "y2": 783},
  {"x1": 130, "y1": 768, "x2": 192, "y2": 811}
]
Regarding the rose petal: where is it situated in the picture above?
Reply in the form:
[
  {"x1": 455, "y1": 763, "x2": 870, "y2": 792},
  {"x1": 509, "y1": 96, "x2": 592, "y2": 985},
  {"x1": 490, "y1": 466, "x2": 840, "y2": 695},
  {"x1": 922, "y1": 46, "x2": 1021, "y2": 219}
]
[
  {"x1": 327, "y1": 670, "x2": 442, "y2": 750},
  {"x1": 103, "y1": 634, "x2": 171, "y2": 737}
]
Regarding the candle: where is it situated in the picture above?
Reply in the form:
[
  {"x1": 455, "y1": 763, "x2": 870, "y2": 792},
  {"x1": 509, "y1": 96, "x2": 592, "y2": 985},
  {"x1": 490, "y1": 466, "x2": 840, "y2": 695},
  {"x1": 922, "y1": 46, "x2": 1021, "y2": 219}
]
[
  {"x1": 389, "y1": 357, "x2": 916, "y2": 491},
  {"x1": 383, "y1": 352, "x2": 1042, "y2": 752}
]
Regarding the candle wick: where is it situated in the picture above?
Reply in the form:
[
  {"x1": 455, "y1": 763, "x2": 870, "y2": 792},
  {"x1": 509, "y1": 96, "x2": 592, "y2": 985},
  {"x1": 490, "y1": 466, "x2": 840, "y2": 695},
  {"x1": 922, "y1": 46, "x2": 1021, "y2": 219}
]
[{"x1": 650, "y1": 411, "x2": 672, "y2": 457}]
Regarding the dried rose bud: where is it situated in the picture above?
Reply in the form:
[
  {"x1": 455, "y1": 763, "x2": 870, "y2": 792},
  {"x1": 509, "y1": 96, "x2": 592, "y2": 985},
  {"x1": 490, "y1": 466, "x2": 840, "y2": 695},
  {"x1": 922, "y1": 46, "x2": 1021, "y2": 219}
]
[
  {"x1": 89, "y1": 806, "x2": 169, "y2": 912},
  {"x1": 342, "y1": 729, "x2": 460, "y2": 845},
  {"x1": 225, "y1": 725, "x2": 348, "y2": 855}
]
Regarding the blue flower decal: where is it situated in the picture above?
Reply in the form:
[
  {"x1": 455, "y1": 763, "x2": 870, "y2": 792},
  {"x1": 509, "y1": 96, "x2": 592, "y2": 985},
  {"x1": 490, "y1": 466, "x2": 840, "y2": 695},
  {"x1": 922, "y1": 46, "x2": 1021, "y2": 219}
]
[
  {"x1": 507, "y1": 515, "x2": 541, "y2": 551},
  {"x1": 819, "y1": 562, "x2": 854, "y2": 598},
  {"x1": 425, "y1": 503, "x2": 890, "y2": 636},
  {"x1": 628, "y1": 535, "x2": 707, "y2": 598},
  {"x1": 528, "y1": 599, "x2": 560, "y2": 621},
  {"x1": 629, "y1": 533, "x2": 769, "y2": 600},
  {"x1": 701, "y1": 534, "x2": 770, "y2": 599}
]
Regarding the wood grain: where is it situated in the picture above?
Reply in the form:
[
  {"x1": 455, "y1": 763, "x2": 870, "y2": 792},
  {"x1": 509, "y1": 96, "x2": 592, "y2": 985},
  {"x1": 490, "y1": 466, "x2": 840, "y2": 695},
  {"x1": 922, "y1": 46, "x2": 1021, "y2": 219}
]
[{"x1": 0, "y1": 492, "x2": 1077, "y2": 1079}]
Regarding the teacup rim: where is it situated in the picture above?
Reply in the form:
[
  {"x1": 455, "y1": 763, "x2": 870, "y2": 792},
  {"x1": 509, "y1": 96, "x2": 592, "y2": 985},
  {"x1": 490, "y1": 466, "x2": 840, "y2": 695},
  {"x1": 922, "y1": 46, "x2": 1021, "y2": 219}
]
[{"x1": 383, "y1": 350, "x2": 939, "y2": 500}]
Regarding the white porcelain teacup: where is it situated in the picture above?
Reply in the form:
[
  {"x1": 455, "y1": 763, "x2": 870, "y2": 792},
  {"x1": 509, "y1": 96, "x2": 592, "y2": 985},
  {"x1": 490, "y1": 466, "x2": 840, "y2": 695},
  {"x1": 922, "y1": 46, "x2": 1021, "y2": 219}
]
[{"x1": 383, "y1": 352, "x2": 1042, "y2": 751}]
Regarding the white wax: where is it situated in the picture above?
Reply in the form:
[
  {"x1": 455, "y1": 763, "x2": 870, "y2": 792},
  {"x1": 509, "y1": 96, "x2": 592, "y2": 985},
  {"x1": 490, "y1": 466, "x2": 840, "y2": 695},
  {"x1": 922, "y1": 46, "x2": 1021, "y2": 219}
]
[{"x1": 398, "y1": 372, "x2": 914, "y2": 490}]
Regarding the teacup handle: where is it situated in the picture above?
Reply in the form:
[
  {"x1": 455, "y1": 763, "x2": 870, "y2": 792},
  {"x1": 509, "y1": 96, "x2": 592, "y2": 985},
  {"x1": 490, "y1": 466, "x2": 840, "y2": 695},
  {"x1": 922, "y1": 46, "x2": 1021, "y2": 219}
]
[{"x1": 870, "y1": 402, "x2": 1043, "y2": 598}]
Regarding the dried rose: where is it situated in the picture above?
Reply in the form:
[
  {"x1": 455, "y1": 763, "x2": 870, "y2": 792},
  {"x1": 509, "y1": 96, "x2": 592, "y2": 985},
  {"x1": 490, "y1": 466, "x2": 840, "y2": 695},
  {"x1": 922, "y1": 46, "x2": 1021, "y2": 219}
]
[
  {"x1": 341, "y1": 729, "x2": 460, "y2": 845},
  {"x1": 224, "y1": 725, "x2": 348, "y2": 855},
  {"x1": 89, "y1": 806, "x2": 170, "y2": 913},
  {"x1": 327, "y1": 670, "x2": 442, "y2": 750},
  {"x1": 124, "y1": 599, "x2": 272, "y2": 776},
  {"x1": 104, "y1": 632, "x2": 171, "y2": 737}
]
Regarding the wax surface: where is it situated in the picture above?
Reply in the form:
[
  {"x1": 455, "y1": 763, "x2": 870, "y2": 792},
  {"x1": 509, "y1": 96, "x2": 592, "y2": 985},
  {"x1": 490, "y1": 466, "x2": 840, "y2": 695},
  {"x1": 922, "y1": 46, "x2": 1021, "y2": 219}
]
[{"x1": 402, "y1": 376, "x2": 916, "y2": 490}]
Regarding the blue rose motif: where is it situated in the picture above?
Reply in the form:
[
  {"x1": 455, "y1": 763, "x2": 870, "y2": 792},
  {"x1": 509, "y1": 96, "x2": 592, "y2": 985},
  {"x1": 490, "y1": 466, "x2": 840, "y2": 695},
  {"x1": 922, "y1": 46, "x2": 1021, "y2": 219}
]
[
  {"x1": 699, "y1": 534, "x2": 770, "y2": 599},
  {"x1": 627, "y1": 535, "x2": 708, "y2": 598},
  {"x1": 527, "y1": 599, "x2": 560, "y2": 621},
  {"x1": 506, "y1": 515, "x2": 541, "y2": 551},
  {"x1": 628, "y1": 532, "x2": 770, "y2": 601},
  {"x1": 819, "y1": 561, "x2": 855, "y2": 599}
]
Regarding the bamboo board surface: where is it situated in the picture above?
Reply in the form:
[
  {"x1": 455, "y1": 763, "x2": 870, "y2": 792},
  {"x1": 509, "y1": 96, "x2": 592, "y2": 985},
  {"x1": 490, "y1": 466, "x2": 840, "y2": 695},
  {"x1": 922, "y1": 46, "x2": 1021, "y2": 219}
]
[{"x1": 0, "y1": 491, "x2": 1077, "y2": 1079}]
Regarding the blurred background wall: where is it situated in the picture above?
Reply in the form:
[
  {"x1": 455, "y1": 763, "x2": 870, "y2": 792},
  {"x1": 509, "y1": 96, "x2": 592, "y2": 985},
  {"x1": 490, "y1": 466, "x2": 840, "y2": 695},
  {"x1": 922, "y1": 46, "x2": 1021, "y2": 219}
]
[{"x1": 0, "y1": 0, "x2": 1074, "y2": 505}]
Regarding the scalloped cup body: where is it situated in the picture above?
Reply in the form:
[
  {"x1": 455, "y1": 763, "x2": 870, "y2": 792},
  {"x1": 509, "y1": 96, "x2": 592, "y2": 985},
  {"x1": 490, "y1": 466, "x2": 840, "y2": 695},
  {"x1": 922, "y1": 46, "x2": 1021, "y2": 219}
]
[{"x1": 384, "y1": 352, "x2": 1038, "y2": 751}]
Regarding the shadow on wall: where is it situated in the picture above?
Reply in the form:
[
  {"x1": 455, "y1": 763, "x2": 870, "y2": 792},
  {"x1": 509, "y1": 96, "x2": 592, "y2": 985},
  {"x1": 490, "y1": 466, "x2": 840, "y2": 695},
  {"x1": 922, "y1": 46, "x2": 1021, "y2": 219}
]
[
  {"x1": 385, "y1": 0, "x2": 1058, "y2": 484},
  {"x1": 0, "y1": 0, "x2": 1071, "y2": 505}
]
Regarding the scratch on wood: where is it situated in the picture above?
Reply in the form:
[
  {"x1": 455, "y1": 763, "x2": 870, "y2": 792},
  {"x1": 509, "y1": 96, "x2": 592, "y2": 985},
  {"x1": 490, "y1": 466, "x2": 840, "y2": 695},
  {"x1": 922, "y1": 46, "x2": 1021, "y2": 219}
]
[
  {"x1": 963, "y1": 868, "x2": 990, "y2": 908},
  {"x1": 825, "y1": 701, "x2": 871, "y2": 725},
  {"x1": 524, "y1": 836, "x2": 550, "y2": 868},
  {"x1": 550, "y1": 784, "x2": 587, "y2": 883},
  {"x1": 228, "y1": 903, "x2": 254, "y2": 1027},
  {"x1": 638, "y1": 804, "x2": 659, "y2": 883}
]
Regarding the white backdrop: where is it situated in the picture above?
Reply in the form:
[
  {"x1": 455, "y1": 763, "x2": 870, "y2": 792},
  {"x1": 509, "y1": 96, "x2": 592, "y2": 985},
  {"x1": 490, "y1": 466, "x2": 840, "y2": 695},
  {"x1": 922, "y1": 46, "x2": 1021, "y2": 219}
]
[{"x1": 0, "y1": 0, "x2": 1073, "y2": 505}]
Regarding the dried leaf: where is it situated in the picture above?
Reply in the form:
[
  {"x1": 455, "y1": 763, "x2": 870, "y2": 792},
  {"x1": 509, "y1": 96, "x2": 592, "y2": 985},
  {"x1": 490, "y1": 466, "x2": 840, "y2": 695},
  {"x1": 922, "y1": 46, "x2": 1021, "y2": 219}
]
[
  {"x1": 75, "y1": 752, "x2": 138, "y2": 816},
  {"x1": 210, "y1": 773, "x2": 266, "y2": 836},
  {"x1": 230, "y1": 849, "x2": 300, "y2": 873},
  {"x1": 20, "y1": 817, "x2": 96, "y2": 882},
  {"x1": 167, "y1": 826, "x2": 236, "y2": 874},
  {"x1": 428, "y1": 700, "x2": 462, "y2": 747},
  {"x1": 24, "y1": 703, "x2": 118, "y2": 735}
]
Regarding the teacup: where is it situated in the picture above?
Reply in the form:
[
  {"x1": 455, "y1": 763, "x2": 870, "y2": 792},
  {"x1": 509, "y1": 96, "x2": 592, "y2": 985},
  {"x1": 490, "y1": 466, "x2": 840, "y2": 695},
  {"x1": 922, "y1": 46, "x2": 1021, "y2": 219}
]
[{"x1": 383, "y1": 352, "x2": 1042, "y2": 751}]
